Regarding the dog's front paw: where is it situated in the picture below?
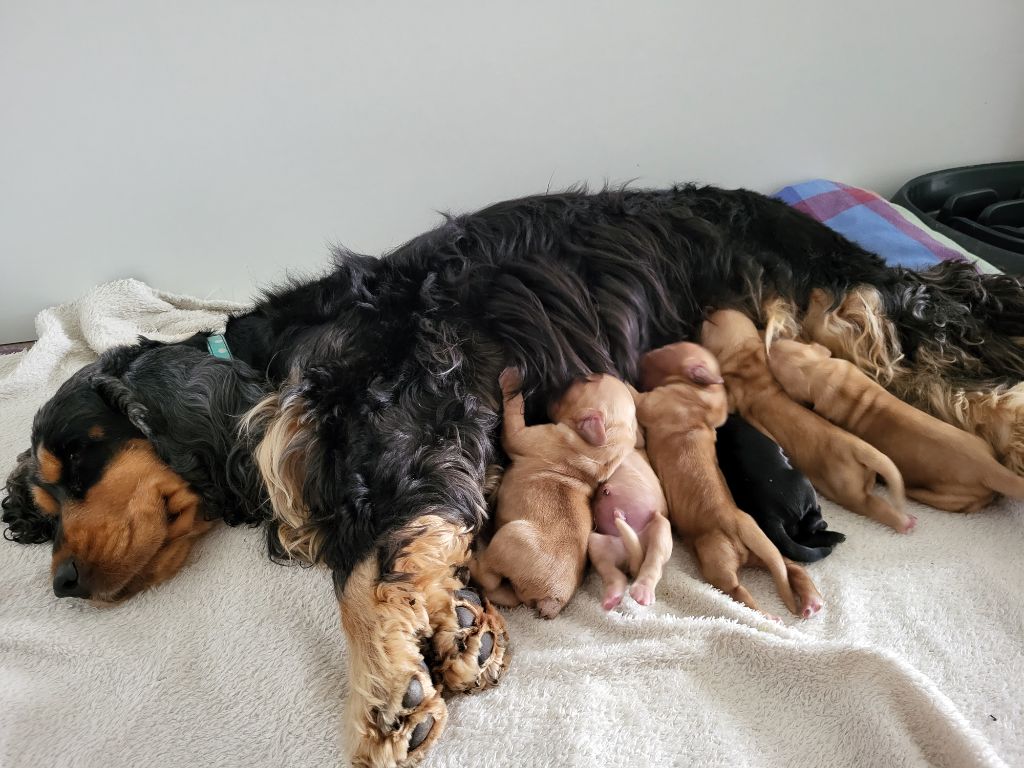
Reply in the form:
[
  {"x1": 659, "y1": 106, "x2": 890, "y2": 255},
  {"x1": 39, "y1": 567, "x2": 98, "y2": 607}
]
[
  {"x1": 347, "y1": 660, "x2": 447, "y2": 768},
  {"x1": 431, "y1": 586, "x2": 510, "y2": 693}
]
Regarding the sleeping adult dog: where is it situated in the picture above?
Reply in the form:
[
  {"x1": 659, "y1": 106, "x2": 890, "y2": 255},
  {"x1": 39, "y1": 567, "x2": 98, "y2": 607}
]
[{"x1": 6, "y1": 184, "x2": 1024, "y2": 768}]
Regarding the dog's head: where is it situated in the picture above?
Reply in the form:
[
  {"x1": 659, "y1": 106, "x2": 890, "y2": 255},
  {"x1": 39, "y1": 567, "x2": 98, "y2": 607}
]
[
  {"x1": 2, "y1": 339, "x2": 269, "y2": 602},
  {"x1": 549, "y1": 374, "x2": 637, "y2": 448},
  {"x1": 640, "y1": 341, "x2": 724, "y2": 391}
]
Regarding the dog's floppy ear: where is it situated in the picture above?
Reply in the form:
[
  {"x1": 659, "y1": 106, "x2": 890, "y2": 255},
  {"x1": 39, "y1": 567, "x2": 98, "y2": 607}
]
[
  {"x1": 683, "y1": 361, "x2": 724, "y2": 386},
  {"x1": 2, "y1": 449, "x2": 55, "y2": 544},
  {"x1": 89, "y1": 373, "x2": 152, "y2": 437},
  {"x1": 575, "y1": 409, "x2": 607, "y2": 446}
]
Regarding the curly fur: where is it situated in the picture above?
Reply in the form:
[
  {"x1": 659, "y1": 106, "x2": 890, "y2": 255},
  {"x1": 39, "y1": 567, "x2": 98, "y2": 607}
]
[
  {"x1": 2, "y1": 336, "x2": 271, "y2": 545},
  {"x1": 226, "y1": 185, "x2": 1024, "y2": 590},
  {"x1": 10, "y1": 184, "x2": 1024, "y2": 590}
]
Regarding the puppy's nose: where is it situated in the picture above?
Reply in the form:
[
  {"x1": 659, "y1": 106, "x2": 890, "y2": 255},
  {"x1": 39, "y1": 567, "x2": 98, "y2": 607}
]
[{"x1": 53, "y1": 559, "x2": 90, "y2": 599}]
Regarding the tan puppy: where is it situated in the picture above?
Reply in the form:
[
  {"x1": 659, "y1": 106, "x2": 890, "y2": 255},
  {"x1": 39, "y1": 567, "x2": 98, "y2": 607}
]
[
  {"x1": 588, "y1": 447, "x2": 672, "y2": 610},
  {"x1": 701, "y1": 310, "x2": 912, "y2": 532},
  {"x1": 770, "y1": 338, "x2": 1024, "y2": 512},
  {"x1": 635, "y1": 341, "x2": 822, "y2": 619},
  {"x1": 472, "y1": 370, "x2": 636, "y2": 618}
]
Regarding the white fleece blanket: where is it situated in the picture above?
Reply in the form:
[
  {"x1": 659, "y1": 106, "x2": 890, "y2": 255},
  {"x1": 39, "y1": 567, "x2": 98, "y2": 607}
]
[{"x1": 0, "y1": 279, "x2": 1021, "y2": 768}]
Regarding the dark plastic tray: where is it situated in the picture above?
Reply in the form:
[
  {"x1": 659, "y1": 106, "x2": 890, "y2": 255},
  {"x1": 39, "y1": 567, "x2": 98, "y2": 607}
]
[{"x1": 890, "y1": 161, "x2": 1024, "y2": 274}]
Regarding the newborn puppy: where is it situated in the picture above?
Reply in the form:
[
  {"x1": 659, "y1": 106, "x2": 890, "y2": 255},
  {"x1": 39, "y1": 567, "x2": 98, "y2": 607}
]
[
  {"x1": 716, "y1": 414, "x2": 845, "y2": 562},
  {"x1": 588, "y1": 447, "x2": 671, "y2": 610},
  {"x1": 701, "y1": 310, "x2": 912, "y2": 533},
  {"x1": 635, "y1": 341, "x2": 822, "y2": 619},
  {"x1": 472, "y1": 370, "x2": 636, "y2": 618},
  {"x1": 770, "y1": 338, "x2": 1024, "y2": 512}
]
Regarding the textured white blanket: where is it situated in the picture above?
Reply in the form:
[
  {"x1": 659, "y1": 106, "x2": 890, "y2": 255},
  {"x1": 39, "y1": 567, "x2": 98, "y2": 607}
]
[{"x1": 0, "y1": 279, "x2": 1020, "y2": 768}]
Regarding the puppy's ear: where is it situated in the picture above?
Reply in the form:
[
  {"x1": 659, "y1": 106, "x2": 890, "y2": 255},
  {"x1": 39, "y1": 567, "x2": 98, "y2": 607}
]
[
  {"x1": 2, "y1": 449, "x2": 56, "y2": 544},
  {"x1": 684, "y1": 362, "x2": 724, "y2": 386},
  {"x1": 809, "y1": 343, "x2": 833, "y2": 358},
  {"x1": 575, "y1": 409, "x2": 607, "y2": 446},
  {"x1": 89, "y1": 374, "x2": 152, "y2": 437}
]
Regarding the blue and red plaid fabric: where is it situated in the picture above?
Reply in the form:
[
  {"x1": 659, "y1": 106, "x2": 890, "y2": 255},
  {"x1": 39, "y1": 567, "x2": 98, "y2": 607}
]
[{"x1": 774, "y1": 179, "x2": 969, "y2": 269}]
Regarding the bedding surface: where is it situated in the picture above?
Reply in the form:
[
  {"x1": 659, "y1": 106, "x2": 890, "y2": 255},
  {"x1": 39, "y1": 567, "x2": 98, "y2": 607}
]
[
  {"x1": 773, "y1": 179, "x2": 1001, "y2": 273},
  {"x1": 1, "y1": 255, "x2": 1022, "y2": 767}
]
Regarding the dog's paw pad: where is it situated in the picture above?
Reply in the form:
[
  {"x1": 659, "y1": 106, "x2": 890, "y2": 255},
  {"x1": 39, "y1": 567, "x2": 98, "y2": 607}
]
[
  {"x1": 352, "y1": 665, "x2": 447, "y2": 768},
  {"x1": 477, "y1": 632, "x2": 494, "y2": 665},
  {"x1": 902, "y1": 514, "x2": 918, "y2": 533},
  {"x1": 408, "y1": 715, "x2": 435, "y2": 751},
  {"x1": 402, "y1": 677, "x2": 424, "y2": 710},
  {"x1": 431, "y1": 587, "x2": 510, "y2": 693}
]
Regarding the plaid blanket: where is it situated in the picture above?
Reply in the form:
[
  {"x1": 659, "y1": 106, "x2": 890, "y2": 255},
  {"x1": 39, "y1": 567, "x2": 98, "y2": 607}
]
[{"x1": 774, "y1": 179, "x2": 999, "y2": 273}]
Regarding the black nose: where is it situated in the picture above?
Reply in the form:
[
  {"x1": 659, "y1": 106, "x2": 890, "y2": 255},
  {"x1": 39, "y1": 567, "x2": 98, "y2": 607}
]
[{"x1": 53, "y1": 559, "x2": 90, "y2": 599}]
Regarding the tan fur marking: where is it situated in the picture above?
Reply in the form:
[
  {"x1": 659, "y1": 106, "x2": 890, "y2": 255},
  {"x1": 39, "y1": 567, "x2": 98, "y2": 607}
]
[
  {"x1": 37, "y1": 447, "x2": 62, "y2": 484},
  {"x1": 243, "y1": 386, "x2": 324, "y2": 564},
  {"x1": 340, "y1": 515, "x2": 510, "y2": 767},
  {"x1": 31, "y1": 485, "x2": 59, "y2": 516},
  {"x1": 88, "y1": 425, "x2": 105, "y2": 439},
  {"x1": 54, "y1": 440, "x2": 211, "y2": 602}
]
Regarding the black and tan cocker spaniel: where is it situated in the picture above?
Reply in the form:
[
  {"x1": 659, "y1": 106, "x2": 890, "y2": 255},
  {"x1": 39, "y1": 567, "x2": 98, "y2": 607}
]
[{"x1": 7, "y1": 184, "x2": 1024, "y2": 767}]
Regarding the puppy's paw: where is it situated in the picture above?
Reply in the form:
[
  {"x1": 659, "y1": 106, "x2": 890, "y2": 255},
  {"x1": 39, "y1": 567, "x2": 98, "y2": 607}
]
[
  {"x1": 901, "y1": 514, "x2": 918, "y2": 534},
  {"x1": 602, "y1": 590, "x2": 625, "y2": 611},
  {"x1": 431, "y1": 587, "x2": 510, "y2": 693},
  {"x1": 629, "y1": 580, "x2": 655, "y2": 606},
  {"x1": 800, "y1": 594, "x2": 823, "y2": 618},
  {"x1": 498, "y1": 367, "x2": 522, "y2": 395},
  {"x1": 347, "y1": 660, "x2": 447, "y2": 768}
]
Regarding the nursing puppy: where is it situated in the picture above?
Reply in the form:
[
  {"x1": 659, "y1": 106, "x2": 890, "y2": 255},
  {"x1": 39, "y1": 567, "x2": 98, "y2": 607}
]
[
  {"x1": 472, "y1": 370, "x2": 636, "y2": 618},
  {"x1": 635, "y1": 341, "x2": 822, "y2": 619},
  {"x1": 701, "y1": 310, "x2": 912, "y2": 533},
  {"x1": 716, "y1": 414, "x2": 845, "y2": 563},
  {"x1": 588, "y1": 447, "x2": 671, "y2": 610},
  {"x1": 770, "y1": 339, "x2": 1024, "y2": 512}
]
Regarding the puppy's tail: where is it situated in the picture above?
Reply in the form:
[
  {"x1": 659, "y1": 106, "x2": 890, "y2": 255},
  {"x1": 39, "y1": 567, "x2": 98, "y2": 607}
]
[
  {"x1": 737, "y1": 513, "x2": 799, "y2": 615},
  {"x1": 613, "y1": 512, "x2": 645, "y2": 577},
  {"x1": 767, "y1": 521, "x2": 843, "y2": 563},
  {"x1": 854, "y1": 441, "x2": 906, "y2": 509},
  {"x1": 982, "y1": 461, "x2": 1024, "y2": 500}
]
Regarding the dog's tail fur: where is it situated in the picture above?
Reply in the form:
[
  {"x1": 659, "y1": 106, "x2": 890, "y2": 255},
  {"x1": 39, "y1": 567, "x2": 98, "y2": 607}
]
[
  {"x1": 767, "y1": 522, "x2": 844, "y2": 563},
  {"x1": 854, "y1": 441, "x2": 906, "y2": 509},
  {"x1": 737, "y1": 513, "x2": 799, "y2": 615},
  {"x1": 613, "y1": 513, "x2": 645, "y2": 577}
]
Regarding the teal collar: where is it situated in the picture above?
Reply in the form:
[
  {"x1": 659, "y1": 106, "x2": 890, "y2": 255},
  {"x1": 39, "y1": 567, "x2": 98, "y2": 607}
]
[{"x1": 206, "y1": 333, "x2": 233, "y2": 360}]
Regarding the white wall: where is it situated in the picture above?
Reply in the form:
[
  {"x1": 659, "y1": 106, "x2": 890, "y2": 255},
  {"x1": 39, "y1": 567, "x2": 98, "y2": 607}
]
[{"x1": 2, "y1": 1, "x2": 1023, "y2": 341}]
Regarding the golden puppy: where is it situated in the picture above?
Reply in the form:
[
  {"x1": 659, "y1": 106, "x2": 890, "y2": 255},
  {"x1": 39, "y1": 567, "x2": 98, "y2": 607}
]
[
  {"x1": 701, "y1": 310, "x2": 912, "y2": 532},
  {"x1": 635, "y1": 341, "x2": 822, "y2": 619},
  {"x1": 588, "y1": 447, "x2": 672, "y2": 610},
  {"x1": 472, "y1": 370, "x2": 636, "y2": 618},
  {"x1": 770, "y1": 338, "x2": 1024, "y2": 512}
]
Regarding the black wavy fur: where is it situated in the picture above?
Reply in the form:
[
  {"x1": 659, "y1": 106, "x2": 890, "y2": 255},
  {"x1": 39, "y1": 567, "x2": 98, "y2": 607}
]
[
  {"x1": 218, "y1": 184, "x2": 1024, "y2": 589},
  {"x1": 1, "y1": 336, "x2": 271, "y2": 547},
  {"x1": 7, "y1": 185, "x2": 1024, "y2": 589}
]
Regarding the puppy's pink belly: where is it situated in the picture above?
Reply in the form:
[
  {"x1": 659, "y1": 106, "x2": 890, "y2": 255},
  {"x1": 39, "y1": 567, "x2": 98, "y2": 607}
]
[{"x1": 593, "y1": 496, "x2": 656, "y2": 535}]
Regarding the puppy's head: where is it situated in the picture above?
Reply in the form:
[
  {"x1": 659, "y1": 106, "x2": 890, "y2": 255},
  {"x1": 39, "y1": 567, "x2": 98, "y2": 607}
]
[
  {"x1": 640, "y1": 342, "x2": 724, "y2": 391},
  {"x1": 549, "y1": 374, "x2": 637, "y2": 448},
  {"x1": 768, "y1": 339, "x2": 832, "y2": 402},
  {"x1": 700, "y1": 309, "x2": 760, "y2": 359},
  {"x1": 2, "y1": 341, "x2": 265, "y2": 603}
]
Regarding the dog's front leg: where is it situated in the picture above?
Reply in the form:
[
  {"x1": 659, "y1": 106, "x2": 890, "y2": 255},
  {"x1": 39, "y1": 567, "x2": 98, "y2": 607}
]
[{"x1": 339, "y1": 514, "x2": 509, "y2": 768}]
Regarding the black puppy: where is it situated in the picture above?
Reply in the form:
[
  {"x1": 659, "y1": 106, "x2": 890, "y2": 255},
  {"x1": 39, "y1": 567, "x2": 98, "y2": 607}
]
[{"x1": 715, "y1": 414, "x2": 845, "y2": 562}]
